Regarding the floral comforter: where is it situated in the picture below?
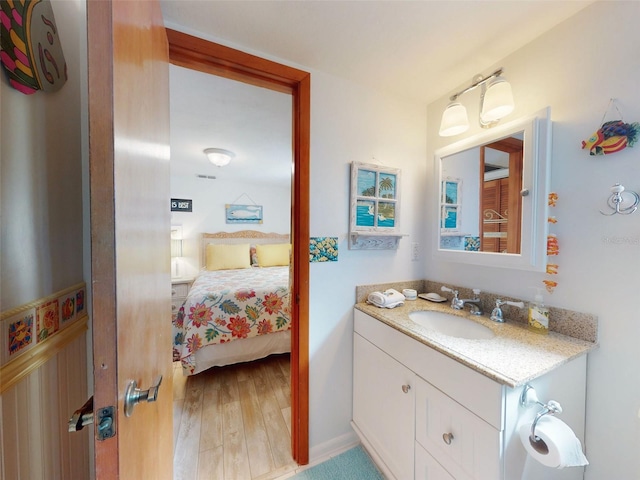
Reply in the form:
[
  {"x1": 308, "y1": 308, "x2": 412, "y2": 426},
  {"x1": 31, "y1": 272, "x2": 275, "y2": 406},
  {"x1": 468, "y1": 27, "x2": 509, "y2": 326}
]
[{"x1": 173, "y1": 266, "x2": 290, "y2": 374}]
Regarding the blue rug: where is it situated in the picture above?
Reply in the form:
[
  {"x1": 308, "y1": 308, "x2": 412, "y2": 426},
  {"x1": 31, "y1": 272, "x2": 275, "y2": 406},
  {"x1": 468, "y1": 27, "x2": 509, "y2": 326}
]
[{"x1": 291, "y1": 445, "x2": 385, "y2": 479}]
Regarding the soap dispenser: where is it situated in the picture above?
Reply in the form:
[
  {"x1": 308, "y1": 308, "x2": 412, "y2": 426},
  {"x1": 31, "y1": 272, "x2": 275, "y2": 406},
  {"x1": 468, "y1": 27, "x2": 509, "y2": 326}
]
[{"x1": 528, "y1": 288, "x2": 549, "y2": 334}]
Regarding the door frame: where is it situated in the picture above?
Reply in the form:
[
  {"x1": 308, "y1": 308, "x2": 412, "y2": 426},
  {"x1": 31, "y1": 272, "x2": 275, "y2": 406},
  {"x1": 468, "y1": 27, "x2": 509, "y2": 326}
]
[{"x1": 165, "y1": 29, "x2": 310, "y2": 464}]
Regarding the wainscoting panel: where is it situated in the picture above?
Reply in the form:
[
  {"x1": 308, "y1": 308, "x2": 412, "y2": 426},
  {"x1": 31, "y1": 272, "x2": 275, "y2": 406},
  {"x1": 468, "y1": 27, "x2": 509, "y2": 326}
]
[{"x1": 1, "y1": 331, "x2": 90, "y2": 479}]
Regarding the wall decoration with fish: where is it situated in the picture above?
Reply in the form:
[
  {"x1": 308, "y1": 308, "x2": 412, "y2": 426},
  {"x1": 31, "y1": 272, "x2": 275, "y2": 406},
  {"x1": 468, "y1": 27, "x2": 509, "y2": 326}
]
[
  {"x1": 0, "y1": 0, "x2": 67, "y2": 95},
  {"x1": 582, "y1": 99, "x2": 639, "y2": 156},
  {"x1": 225, "y1": 204, "x2": 264, "y2": 224}
]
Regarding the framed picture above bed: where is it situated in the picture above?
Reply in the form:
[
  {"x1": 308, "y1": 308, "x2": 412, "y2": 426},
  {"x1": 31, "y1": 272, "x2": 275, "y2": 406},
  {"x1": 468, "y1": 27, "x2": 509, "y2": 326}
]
[{"x1": 225, "y1": 203, "x2": 264, "y2": 224}]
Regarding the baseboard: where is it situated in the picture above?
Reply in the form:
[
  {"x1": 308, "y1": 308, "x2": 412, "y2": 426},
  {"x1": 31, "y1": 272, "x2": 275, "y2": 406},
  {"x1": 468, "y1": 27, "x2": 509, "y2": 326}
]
[
  {"x1": 308, "y1": 429, "x2": 360, "y2": 466},
  {"x1": 351, "y1": 420, "x2": 396, "y2": 480}
]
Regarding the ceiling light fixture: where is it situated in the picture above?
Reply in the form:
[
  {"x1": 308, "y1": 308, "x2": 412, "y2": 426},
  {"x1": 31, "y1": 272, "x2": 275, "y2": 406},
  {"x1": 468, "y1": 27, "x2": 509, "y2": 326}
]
[
  {"x1": 439, "y1": 68, "x2": 514, "y2": 137},
  {"x1": 204, "y1": 148, "x2": 235, "y2": 167}
]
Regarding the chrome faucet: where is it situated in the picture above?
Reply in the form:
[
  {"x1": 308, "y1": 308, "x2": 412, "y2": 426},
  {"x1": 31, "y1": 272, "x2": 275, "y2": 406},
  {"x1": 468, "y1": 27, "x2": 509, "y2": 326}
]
[
  {"x1": 441, "y1": 286, "x2": 483, "y2": 315},
  {"x1": 490, "y1": 299, "x2": 525, "y2": 323}
]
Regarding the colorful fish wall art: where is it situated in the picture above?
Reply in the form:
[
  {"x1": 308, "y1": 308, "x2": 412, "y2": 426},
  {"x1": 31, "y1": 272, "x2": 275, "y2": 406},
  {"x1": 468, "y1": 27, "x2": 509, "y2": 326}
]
[
  {"x1": 582, "y1": 120, "x2": 640, "y2": 156},
  {"x1": 0, "y1": 0, "x2": 67, "y2": 95}
]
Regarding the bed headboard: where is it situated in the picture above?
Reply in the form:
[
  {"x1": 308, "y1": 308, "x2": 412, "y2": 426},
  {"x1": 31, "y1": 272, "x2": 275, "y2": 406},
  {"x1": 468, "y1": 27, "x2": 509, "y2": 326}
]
[{"x1": 200, "y1": 230, "x2": 290, "y2": 268}]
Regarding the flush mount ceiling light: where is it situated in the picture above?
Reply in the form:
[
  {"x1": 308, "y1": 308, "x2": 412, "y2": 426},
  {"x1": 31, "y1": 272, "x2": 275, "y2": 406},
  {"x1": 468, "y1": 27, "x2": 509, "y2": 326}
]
[
  {"x1": 439, "y1": 68, "x2": 514, "y2": 137},
  {"x1": 204, "y1": 148, "x2": 235, "y2": 167}
]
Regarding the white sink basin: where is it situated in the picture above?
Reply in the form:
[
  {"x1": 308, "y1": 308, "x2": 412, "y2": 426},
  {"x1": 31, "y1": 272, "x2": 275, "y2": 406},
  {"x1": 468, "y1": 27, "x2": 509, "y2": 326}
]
[{"x1": 408, "y1": 310, "x2": 495, "y2": 340}]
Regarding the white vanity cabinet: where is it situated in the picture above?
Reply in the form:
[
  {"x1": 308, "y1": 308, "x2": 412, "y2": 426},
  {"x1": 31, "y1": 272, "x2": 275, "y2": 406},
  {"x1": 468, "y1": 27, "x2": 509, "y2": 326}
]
[
  {"x1": 352, "y1": 309, "x2": 588, "y2": 480},
  {"x1": 353, "y1": 333, "x2": 416, "y2": 480},
  {"x1": 415, "y1": 376, "x2": 500, "y2": 480}
]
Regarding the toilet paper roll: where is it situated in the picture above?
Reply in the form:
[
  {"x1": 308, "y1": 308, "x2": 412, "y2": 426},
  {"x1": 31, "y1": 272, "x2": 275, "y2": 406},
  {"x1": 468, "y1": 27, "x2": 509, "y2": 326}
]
[{"x1": 519, "y1": 416, "x2": 589, "y2": 469}]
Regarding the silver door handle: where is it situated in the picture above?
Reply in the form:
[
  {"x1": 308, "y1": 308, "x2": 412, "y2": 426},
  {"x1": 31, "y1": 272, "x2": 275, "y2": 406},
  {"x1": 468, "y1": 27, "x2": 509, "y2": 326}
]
[{"x1": 124, "y1": 375, "x2": 162, "y2": 417}]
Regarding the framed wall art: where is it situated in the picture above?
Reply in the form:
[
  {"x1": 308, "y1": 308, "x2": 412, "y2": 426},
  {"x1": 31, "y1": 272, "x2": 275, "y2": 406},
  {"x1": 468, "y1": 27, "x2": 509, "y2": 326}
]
[
  {"x1": 225, "y1": 204, "x2": 263, "y2": 224},
  {"x1": 440, "y1": 177, "x2": 462, "y2": 232},
  {"x1": 349, "y1": 162, "x2": 405, "y2": 249}
]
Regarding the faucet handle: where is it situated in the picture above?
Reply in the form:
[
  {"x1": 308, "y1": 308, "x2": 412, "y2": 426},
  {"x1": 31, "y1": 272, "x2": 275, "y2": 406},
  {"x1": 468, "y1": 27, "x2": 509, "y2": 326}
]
[
  {"x1": 495, "y1": 299, "x2": 524, "y2": 308},
  {"x1": 472, "y1": 288, "x2": 481, "y2": 297},
  {"x1": 505, "y1": 300, "x2": 525, "y2": 309},
  {"x1": 441, "y1": 285, "x2": 456, "y2": 294}
]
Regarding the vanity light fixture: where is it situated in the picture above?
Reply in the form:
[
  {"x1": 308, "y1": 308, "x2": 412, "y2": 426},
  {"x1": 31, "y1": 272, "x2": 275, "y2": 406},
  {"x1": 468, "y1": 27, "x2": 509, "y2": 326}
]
[
  {"x1": 439, "y1": 68, "x2": 514, "y2": 137},
  {"x1": 204, "y1": 147, "x2": 235, "y2": 167}
]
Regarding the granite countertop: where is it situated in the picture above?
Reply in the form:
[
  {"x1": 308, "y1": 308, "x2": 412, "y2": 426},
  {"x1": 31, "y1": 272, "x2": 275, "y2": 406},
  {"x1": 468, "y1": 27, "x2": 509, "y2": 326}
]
[{"x1": 355, "y1": 299, "x2": 598, "y2": 388}]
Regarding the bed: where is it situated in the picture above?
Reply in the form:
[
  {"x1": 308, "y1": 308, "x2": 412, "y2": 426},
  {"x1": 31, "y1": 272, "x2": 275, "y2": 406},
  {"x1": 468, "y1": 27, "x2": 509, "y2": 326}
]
[{"x1": 173, "y1": 231, "x2": 291, "y2": 375}]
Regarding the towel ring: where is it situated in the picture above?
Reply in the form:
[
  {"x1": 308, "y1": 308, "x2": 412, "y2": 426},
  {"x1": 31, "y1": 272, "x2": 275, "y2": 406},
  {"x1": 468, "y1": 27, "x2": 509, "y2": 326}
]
[{"x1": 600, "y1": 183, "x2": 639, "y2": 216}]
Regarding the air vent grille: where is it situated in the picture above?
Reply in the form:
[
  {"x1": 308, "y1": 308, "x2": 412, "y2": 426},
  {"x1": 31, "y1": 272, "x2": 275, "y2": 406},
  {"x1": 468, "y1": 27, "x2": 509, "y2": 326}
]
[{"x1": 196, "y1": 174, "x2": 217, "y2": 180}]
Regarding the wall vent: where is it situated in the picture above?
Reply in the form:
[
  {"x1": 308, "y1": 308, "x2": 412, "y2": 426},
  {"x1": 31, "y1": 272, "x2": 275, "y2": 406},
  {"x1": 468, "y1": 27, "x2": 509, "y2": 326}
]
[{"x1": 196, "y1": 174, "x2": 217, "y2": 180}]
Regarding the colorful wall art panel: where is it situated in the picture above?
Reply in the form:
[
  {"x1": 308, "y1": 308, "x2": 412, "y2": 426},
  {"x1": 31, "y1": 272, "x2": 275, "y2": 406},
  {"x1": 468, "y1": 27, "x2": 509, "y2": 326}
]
[{"x1": 310, "y1": 237, "x2": 338, "y2": 262}]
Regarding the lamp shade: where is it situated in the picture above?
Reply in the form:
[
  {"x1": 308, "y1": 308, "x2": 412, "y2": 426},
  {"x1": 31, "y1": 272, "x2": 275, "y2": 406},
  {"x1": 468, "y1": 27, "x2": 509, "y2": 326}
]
[
  {"x1": 204, "y1": 148, "x2": 234, "y2": 167},
  {"x1": 439, "y1": 102, "x2": 469, "y2": 137},
  {"x1": 481, "y1": 77, "x2": 514, "y2": 122},
  {"x1": 171, "y1": 239, "x2": 183, "y2": 258}
]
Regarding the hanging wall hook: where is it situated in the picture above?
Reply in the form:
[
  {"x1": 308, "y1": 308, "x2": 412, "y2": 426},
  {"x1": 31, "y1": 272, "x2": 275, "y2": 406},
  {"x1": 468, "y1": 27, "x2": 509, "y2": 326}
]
[{"x1": 600, "y1": 183, "x2": 639, "y2": 216}]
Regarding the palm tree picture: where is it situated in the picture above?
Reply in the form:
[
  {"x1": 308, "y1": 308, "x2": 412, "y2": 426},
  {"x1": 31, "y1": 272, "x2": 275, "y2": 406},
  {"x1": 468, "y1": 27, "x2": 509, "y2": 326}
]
[{"x1": 354, "y1": 164, "x2": 398, "y2": 228}]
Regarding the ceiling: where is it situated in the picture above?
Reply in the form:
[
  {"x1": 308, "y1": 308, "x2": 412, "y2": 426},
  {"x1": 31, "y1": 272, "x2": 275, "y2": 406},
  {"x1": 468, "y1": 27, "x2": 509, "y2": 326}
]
[{"x1": 161, "y1": 0, "x2": 594, "y2": 186}]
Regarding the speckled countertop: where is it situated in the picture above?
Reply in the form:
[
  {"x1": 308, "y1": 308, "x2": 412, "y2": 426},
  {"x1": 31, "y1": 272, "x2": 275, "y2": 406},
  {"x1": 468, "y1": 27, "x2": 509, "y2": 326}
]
[{"x1": 355, "y1": 299, "x2": 598, "y2": 388}]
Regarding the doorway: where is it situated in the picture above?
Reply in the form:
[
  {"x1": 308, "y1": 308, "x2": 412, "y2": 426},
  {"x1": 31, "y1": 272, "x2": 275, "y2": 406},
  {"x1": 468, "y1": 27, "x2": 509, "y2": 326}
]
[{"x1": 166, "y1": 29, "x2": 310, "y2": 466}]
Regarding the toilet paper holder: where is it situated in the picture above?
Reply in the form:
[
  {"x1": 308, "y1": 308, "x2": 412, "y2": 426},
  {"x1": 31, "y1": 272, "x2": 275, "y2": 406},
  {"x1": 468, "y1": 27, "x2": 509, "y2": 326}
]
[{"x1": 520, "y1": 384, "x2": 563, "y2": 454}]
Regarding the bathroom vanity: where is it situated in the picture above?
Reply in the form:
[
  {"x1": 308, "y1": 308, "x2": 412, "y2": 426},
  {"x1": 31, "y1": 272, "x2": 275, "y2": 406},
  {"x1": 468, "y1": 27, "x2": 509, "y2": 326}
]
[{"x1": 352, "y1": 301, "x2": 596, "y2": 480}]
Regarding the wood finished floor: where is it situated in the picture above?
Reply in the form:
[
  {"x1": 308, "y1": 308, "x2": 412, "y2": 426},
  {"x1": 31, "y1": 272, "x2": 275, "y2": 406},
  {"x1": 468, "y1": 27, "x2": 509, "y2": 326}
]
[{"x1": 173, "y1": 354, "x2": 300, "y2": 480}]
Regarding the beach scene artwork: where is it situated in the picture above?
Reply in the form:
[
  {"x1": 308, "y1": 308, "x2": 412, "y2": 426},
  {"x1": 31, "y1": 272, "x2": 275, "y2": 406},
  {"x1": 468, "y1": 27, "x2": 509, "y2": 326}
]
[{"x1": 356, "y1": 168, "x2": 397, "y2": 228}]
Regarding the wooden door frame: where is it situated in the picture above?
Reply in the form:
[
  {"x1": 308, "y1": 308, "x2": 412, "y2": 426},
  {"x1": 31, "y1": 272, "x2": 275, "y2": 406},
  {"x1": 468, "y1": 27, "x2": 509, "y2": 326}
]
[{"x1": 165, "y1": 29, "x2": 310, "y2": 464}]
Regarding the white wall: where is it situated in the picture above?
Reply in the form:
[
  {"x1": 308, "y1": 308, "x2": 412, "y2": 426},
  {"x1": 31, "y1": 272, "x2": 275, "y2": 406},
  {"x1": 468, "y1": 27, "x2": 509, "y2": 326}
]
[
  {"x1": 1, "y1": 0, "x2": 84, "y2": 310},
  {"x1": 170, "y1": 175, "x2": 291, "y2": 278},
  {"x1": 426, "y1": 2, "x2": 640, "y2": 478},
  {"x1": 1, "y1": 0, "x2": 90, "y2": 478},
  {"x1": 308, "y1": 70, "x2": 427, "y2": 454}
]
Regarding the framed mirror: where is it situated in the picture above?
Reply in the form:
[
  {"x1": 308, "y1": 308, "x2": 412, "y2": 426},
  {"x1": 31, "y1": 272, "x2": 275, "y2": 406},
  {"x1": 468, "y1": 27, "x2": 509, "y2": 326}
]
[{"x1": 433, "y1": 107, "x2": 551, "y2": 271}]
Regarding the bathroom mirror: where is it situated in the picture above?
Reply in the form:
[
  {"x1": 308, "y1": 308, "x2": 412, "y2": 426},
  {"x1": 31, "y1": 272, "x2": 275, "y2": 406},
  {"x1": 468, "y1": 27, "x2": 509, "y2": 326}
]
[{"x1": 433, "y1": 107, "x2": 551, "y2": 271}]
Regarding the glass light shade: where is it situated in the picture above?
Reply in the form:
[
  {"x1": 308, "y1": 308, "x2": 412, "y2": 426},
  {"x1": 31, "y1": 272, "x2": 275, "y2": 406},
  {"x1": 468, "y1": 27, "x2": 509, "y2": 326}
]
[
  {"x1": 439, "y1": 102, "x2": 469, "y2": 137},
  {"x1": 204, "y1": 148, "x2": 234, "y2": 167},
  {"x1": 481, "y1": 77, "x2": 514, "y2": 122}
]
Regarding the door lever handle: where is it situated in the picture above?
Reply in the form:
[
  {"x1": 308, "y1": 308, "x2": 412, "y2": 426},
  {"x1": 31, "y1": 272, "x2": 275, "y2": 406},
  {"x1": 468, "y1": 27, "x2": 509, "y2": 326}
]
[
  {"x1": 124, "y1": 375, "x2": 163, "y2": 417},
  {"x1": 69, "y1": 396, "x2": 94, "y2": 432}
]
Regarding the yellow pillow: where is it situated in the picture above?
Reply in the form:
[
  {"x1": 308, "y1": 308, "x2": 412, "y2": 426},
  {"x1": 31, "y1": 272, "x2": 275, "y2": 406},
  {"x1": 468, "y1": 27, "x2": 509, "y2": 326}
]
[
  {"x1": 206, "y1": 243, "x2": 251, "y2": 271},
  {"x1": 256, "y1": 243, "x2": 290, "y2": 267}
]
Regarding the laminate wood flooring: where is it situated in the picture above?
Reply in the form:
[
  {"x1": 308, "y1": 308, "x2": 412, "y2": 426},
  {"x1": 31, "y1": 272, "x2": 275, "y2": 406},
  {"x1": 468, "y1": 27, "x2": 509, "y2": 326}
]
[{"x1": 173, "y1": 354, "x2": 299, "y2": 480}]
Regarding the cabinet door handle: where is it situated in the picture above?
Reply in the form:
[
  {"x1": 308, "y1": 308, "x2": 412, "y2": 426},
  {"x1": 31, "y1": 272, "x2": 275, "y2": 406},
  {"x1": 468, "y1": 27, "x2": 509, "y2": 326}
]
[
  {"x1": 401, "y1": 384, "x2": 411, "y2": 394},
  {"x1": 442, "y1": 432, "x2": 454, "y2": 445}
]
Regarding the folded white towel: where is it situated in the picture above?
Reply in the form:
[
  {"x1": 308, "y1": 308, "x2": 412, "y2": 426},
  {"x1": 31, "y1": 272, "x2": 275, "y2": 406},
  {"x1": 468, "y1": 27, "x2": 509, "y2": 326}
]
[{"x1": 367, "y1": 289, "x2": 405, "y2": 308}]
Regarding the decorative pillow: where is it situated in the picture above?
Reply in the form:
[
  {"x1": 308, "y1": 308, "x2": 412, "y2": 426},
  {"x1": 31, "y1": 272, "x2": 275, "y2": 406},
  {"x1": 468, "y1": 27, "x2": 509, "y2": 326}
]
[
  {"x1": 256, "y1": 243, "x2": 290, "y2": 267},
  {"x1": 205, "y1": 243, "x2": 251, "y2": 271}
]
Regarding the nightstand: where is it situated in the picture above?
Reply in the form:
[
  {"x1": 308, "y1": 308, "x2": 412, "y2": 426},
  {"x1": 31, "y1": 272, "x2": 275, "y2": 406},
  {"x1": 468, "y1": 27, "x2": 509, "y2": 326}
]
[{"x1": 171, "y1": 278, "x2": 193, "y2": 321}]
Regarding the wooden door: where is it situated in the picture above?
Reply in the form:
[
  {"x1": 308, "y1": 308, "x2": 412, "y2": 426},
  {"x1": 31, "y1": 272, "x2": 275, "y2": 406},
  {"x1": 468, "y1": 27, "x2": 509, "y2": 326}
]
[
  {"x1": 480, "y1": 138, "x2": 523, "y2": 254},
  {"x1": 88, "y1": 1, "x2": 173, "y2": 478}
]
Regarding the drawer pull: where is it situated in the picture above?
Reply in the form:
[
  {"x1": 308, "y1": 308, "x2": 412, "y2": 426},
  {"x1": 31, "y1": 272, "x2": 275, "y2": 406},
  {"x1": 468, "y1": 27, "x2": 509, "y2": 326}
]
[
  {"x1": 171, "y1": 289, "x2": 177, "y2": 296},
  {"x1": 401, "y1": 384, "x2": 411, "y2": 394},
  {"x1": 172, "y1": 304, "x2": 177, "y2": 312},
  {"x1": 442, "y1": 432, "x2": 454, "y2": 445}
]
